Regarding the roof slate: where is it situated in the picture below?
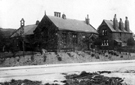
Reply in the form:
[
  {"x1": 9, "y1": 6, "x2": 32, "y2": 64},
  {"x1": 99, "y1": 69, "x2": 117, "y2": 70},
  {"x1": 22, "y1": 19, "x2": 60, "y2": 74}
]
[
  {"x1": 11, "y1": 24, "x2": 37, "y2": 37},
  {"x1": 104, "y1": 20, "x2": 132, "y2": 33},
  {"x1": 48, "y1": 16, "x2": 97, "y2": 33}
]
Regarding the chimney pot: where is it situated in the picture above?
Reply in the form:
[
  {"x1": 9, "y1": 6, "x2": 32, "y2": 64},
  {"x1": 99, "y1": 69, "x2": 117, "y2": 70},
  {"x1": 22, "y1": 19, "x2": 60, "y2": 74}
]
[
  {"x1": 114, "y1": 14, "x2": 116, "y2": 17},
  {"x1": 36, "y1": 20, "x2": 40, "y2": 25},
  {"x1": 120, "y1": 18, "x2": 122, "y2": 21},
  {"x1": 113, "y1": 14, "x2": 118, "y2": 31},
  {"x1": 125, "y1": 16, "x2": 130, "y2": 32},
  {"x1": 119, "y1": 18, "x2": 124, "y2": 31},
  {"x1": 62, "y1": 14, "x2": 66, "y2": 19}
]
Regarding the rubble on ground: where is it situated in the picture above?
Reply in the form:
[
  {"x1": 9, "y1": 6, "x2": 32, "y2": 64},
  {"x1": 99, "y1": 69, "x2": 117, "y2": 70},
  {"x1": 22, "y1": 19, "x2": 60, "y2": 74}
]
[
  {"x1": 0, "y1": 71, "x2": 128, "y2": 85},
  {"x1": 63, "y1": 71, "x2": 126, "y2": 85},
  {"x1": 0, "y1": 79, "x2": 59, "y2": 85}
]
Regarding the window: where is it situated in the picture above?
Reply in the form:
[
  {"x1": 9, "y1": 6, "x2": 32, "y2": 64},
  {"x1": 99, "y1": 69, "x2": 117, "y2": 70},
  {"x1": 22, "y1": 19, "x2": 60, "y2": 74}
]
[
  {"x1": 62, "y1": 32, "x2": 67, "y2": 44},
  {"x1": 102, "y1": 29, "x2": 107, "y2": 36},
  {"x1": 102, "y1": 40, "x2": 109, "y2": 46},
  {"x1": 102, "y1": 30, "x2": 104, "y2": 35},
  {"x1": 72, "y1": 33, "x2": 77, "y2": 44},
  {"x1": 119, "y1": 33, "x2": 122, "y2": 40}
]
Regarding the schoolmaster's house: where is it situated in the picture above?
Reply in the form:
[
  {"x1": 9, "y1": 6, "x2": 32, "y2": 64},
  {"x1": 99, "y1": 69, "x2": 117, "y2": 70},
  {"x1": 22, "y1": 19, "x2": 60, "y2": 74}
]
[{"x1": 97, "y1": 14, "x2": 133, "y2": 49}]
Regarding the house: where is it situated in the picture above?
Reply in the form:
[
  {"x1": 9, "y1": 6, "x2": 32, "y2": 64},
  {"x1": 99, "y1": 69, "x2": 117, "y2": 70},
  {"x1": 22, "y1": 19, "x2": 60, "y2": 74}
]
[
  {"x1": 34, "y1": 12, "x2": 98, "y2": 51},
  {"x1": 10, "y1": 18, "x2": 39, "y2": 51},
  {"x1": 97, "y1": 14, "x2": 133, "y2": 50}
]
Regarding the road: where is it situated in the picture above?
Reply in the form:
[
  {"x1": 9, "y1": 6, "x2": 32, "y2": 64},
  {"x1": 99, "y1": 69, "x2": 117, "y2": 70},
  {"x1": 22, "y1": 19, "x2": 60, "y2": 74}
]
[{"x1": 0, "y1": 60, "x2": 135, "y2": 83}]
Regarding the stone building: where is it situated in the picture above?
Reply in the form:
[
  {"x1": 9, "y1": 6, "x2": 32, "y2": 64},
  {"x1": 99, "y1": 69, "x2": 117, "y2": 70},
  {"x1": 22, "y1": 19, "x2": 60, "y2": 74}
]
[
  {"x1": 10, "y1": 18, "x2": 39, "y2": 51},
  {"x1": 97, "y1": 14, "x2": 133, "y2": 49},
  {"x1": 34, "y1": 12, "x2": 98, "y2": 51}
]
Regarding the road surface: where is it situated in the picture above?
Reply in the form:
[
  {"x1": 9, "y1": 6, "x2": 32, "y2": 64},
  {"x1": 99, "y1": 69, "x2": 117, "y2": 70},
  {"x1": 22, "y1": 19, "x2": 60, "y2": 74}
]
[{"x1": 0, "y1": 60, "x2": 135, "y2": 84}]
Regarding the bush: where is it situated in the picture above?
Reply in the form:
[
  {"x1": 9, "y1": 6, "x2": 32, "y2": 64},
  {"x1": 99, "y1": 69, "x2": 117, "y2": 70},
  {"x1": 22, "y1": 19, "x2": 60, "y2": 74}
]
[
  {"x1": 31, "y1": 56, "x2": 34, "y2": 61},
  {"x1": 95, "y1": 55, "x2": 100, "y2": 59},
  {"x1": 67, "y1": 53, "x2": 73, "y2": 57},
  {"x1": 80, "y1": 71, "x2": 89, "y2": 77},
  {"x1": 91, "y1": 54, "x2": 95, "y2": 57},
  {"x1": 57, "y1": 56, "x2": 62, "y2": 61},
  {"x1": 105, "y1": 55, "x2": 108, "y2": 57},
  {"x1": 43, "y1": 55, "x2": 47, "y2": 62}
]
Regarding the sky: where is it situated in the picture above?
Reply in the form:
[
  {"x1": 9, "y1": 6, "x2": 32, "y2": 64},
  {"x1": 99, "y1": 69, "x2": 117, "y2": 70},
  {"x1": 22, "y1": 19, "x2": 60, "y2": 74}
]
[{"x1": 0, "y1": 0, "x2": 135, "y2": 33}]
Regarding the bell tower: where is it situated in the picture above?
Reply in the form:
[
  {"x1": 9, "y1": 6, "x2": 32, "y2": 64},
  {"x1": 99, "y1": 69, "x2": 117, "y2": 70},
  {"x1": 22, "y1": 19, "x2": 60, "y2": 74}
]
[
  {"x1": 20, "y1": 18, "x2": 25, "y2": 36},
  {"x1": 20, "y1": 18, "x2": 25, "y2": 27}
]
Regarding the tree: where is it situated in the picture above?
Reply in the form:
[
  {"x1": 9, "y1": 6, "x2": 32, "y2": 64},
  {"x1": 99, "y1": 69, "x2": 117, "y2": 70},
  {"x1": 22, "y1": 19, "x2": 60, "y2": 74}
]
[
  {"x1": 127, "y1": 37, "x2": 135, "y2": 46},
  {"x1": 8, "y1": 38, "x2": 20, "y2": 57},
  {"x1": 0, "y1": 29, "x2": 5, "y2": 52},
  {"x1": 94, "y1": 37, "x2": 102, "y2": 46}
]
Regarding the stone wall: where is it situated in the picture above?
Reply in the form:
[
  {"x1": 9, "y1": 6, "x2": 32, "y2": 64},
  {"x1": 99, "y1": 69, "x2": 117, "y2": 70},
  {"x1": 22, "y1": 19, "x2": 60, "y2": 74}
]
[{"x1": 57, "y1": 30, "x2": 95, "y2": 51}]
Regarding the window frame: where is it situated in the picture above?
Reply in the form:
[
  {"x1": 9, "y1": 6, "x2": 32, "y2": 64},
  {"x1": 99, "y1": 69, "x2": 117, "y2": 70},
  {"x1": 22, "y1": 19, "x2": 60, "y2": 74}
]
[{"x1": 72, "y1": 33, "x2": 78, "y2": 44}]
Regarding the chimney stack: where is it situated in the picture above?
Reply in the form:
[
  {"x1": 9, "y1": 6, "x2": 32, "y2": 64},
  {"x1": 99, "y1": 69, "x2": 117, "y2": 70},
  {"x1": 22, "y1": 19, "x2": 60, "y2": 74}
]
[
  {"x1": 36, "y1": 20, "x2": 40, "y2": 25},
  {"x1": 119, "y1": 18, "x2": 124, "y2": 31},
  {"x1": 85, "y1": 14, "x2": 89, "y2": 24},
  {"x1": 113, "y1": 14, "x2": 119, "y2": 31},
  {"x1": 125, "y1": 16, "x2": 130, "y2": 32},
  {"x1": 54, "y1": 12, "x2": 61, "y2": 17}
]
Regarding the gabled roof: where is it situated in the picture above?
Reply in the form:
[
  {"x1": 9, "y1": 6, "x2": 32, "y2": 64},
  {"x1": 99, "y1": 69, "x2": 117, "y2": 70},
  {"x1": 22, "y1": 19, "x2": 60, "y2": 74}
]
[
  {"x1": 47, "y1": 15, "x2": 97, "y2": 33},
  {"x1": 11, "y1": 24, "x2": 37, "y2": 37},
  {"x1": 103, "y1": 20, "x2": 132, "y2": 33}
]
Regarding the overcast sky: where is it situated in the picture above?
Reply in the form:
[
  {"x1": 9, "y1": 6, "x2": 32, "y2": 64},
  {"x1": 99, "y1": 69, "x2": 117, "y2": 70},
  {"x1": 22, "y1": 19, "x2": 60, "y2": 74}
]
[{"x1": 0, "y1": 0, "x2": 135, "y2": 33}]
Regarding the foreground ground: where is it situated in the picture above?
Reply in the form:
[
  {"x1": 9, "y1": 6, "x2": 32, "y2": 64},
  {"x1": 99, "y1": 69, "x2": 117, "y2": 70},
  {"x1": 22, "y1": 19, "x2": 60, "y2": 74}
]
[
  {"x1": 0, "y1": 50, "x2": 135, "y2": 67},
  {"x1": 0, "y1": 71, "x2": 125, "y2": 85},
  {"x1": 0, "y1": 60, "x2": 135, "y2": 85}
]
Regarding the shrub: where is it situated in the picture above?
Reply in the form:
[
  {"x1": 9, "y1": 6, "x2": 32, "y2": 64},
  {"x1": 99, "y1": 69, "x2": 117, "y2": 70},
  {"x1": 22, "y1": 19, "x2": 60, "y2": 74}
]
[
  {"x1": 127, "y1": 37, "x2": 135, "y2": 46},
  {"x1": 57, "y1": 57, "x2": 62, "y2": 61},
  {"x1": 67, "y1": 53, "x2": 73, "y2": 57},
  {"x1": 80, "y1": 71, "x2": 89, "y2": 77},
  {"x1": 43, "y1": 55, "x2": 47, "y2": 62},
  {"x1": 31, "y1": 56, "x2": 34, "y2": 61},
  {"x1": 105, "y1": 55, "x2": 108, "y2": 57},
  {"x1": 95, "y1": 55, "x2": 100, "y2": 59},
  {"x1": 91, "y1": 54, "x2": 95, "y2": 57}
]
